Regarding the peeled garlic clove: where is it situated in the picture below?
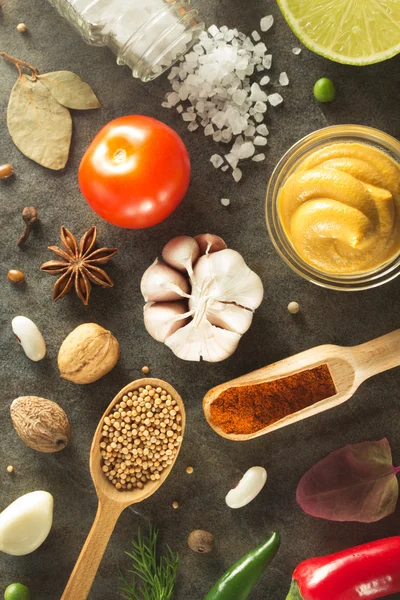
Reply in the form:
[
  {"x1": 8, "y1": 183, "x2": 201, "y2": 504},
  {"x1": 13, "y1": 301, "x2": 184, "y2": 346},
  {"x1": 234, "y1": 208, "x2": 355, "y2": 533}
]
[
  {"x1": 226, "y1": 467, "x2": 267, "y2": 509},
  {"x1": 205, "y1": 300, "x2": 254, "y2": 334},
  {"x1": 144, "y1": 301, "x2": 190, "y2": 342},
  {"x1": 141, "y1": 259, "x2": 190, "y2": 302},
  {"x1": 12, "y1": 316, "x2": 46, "y2": 361},
  {"x1": 162, "y1": 236, "x2": 200, "y2": 275},
  {"x1": 194, "y1": 233, "x2": 227, "y2": 255},
  {"x1": 165, "y1": 319, "x2": 241, "y2": 362},
  {"x1": 0, "y1": 491, "x2": 53, "y2": 555}
]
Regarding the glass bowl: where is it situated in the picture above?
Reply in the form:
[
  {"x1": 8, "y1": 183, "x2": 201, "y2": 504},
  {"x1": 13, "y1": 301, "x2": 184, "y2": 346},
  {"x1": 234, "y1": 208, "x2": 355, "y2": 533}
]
[{"x1": 265, "y1": 125, "x2": 400, "y2": 291}]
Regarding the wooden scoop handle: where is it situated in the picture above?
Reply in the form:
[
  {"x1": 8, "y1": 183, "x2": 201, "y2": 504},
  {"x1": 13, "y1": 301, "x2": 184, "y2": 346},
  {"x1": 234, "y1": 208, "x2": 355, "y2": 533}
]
[
  {"x1": 61, "y1": 499, "x2": 123, "y2": 600},
  {"x1": 351, "y1": 328, "x2": 400, "y2": 384}
]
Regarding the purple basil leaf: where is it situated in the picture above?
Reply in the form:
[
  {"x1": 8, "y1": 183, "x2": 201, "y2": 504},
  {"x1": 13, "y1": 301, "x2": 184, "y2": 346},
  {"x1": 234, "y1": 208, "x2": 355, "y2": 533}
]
[{"x1": 296, "y1": 438, "x2": 399, "y2": 523}]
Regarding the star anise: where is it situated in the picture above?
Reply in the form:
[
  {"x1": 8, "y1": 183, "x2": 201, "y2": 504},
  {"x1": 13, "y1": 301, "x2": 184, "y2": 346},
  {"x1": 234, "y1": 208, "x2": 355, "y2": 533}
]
[{"x1": 41, "y1": 226, "x2": 118, "y2": 305}]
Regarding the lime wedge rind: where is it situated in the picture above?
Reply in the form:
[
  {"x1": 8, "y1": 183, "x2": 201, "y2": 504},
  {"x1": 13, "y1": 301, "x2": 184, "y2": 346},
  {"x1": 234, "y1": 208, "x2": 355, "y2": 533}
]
[{"x1": 277, "y1": 0, "x2": 400, "y2": 66}]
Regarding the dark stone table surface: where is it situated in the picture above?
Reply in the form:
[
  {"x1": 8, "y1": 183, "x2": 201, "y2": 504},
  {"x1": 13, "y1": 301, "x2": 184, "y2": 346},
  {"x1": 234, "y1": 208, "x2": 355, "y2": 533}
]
[{"x1": 1, "y1": 1, "x2": 400, "y2": 598}]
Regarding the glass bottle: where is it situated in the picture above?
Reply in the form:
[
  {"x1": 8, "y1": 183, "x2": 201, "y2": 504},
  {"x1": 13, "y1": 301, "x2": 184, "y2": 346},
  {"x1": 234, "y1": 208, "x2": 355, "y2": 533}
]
[{"x1": 47, "y1": 0, "x2": 204, "y2": 82}]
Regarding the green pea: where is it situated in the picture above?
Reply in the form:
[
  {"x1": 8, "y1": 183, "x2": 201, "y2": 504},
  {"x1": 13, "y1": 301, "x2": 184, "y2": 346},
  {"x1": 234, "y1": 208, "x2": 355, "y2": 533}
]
[
  {"x1": 4, "y1": 584, "x2": 30, "y2": 600},
  {"x1": 313, "y1": 78, "x2": 336, "y2": 102}
]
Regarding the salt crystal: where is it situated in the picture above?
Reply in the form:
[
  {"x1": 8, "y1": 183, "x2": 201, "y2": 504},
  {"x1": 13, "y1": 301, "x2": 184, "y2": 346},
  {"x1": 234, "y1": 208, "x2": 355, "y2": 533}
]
[
  {"x1": 221, "y1": 198, "x2": 231, "y2": 206},
  {"x1": 182, "y1": 112, "x2": 196, "y2": 122},
  {"x1": 232, "y1": 168, "x2": 242, "y2": 182},
  {"x1": 254, "y1": 113, "x2": 264, "y2": 123},
  {"x1": 176, "y1": 105, "x2": 183, "y2": 114},
  {"x1": 268, "y1": 93, "x2": 283, "y2": 106},
  {"x1": 256, "y1": 124, "x2": 269, "y2": 136},
  {"x1": 260, "y1": 75, "x2": 270, "y2": 86},
  {"x1": 221, "y1": 165, "x2": 229, "y2": 172},
  {"x1": 188, "y1": 122, "x2": 199, "y2": 131},
  {"x1": 251, "y1": 31, "x2": 261, "y2": 42},
  {"x1": 226, "y1": 153, "x2": 239, "y2": 169},
  {"x1": 249, "y1": 82, "x2": 268, "y2": 102},
  {"x1": 178, "y1": 85, "x2": 189, "y2": 101},
  {"x1": 253, "y1": 42, "x2": 267, "y2": 57},
  {"x1": 279, "y1": 72, "x2": 289, "y2": 86},
  {"x1": 212, "y1": 111, "x2": 227, "y2": 129},
  {"x1": 166, "y1": 91, "x2": 180, "y2": 106},
  {"x1": 204, "y1": 124, "x2": 214, "y2": 136},
  {"x1": 254, "y1": 100, "x2": 267, "y2": 113},
  {"x1": 237, "y1": 141, "x2": 255, "y2": 159},
  {"x1": 256, "y1": 65, "x2": 265, "y2": 72},
  {"x1": 161, "y1": 102, "x2": 170, "y2": 108},
  {"x1": 260, "y1": 15, "x2": 274, "y2": 32},
  {"x1": 254, "y1": 136, "x2": 267, "y2": 146},
  {"x1": 263, "y1": 54, "x2": 272, "y2": 69},
  {"x1": 232, "y1": 89, "x2": 248, "y2": 105},
  {"x1": 193, "y1": 44, "x2": 205, "y2": 55},
  {"x1": 292, "y1": 47, "x2": 302, "y2": 55},
  {"x1": 244, "y1": 124, "x2": 256, "y2": 137},
  {"x1": 208, "y1": 24, "x2": 219, "y2": 37},
  {"x1": 213, "y1": 130, "x2": 222, "y2": 142},
  {"x1": 252, "y1": 153, "x2": 266, "y2": 162},
  {"x1": 210, "y1": 154, "x2": 224, "y2": 168}
]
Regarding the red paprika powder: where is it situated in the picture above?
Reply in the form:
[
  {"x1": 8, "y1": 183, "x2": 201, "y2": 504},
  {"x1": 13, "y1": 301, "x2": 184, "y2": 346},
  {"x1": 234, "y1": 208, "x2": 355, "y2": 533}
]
[{"x1": 209, "y1": 364, "x2": 336, "y2": 435}]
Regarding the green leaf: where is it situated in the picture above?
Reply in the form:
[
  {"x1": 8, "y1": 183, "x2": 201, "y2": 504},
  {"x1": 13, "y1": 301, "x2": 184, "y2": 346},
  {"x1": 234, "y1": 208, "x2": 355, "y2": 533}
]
[
  {"x1": 297, "y1": 438, "x2": 399, "y2": 523},
  {"x1": 39, "y1": 71, "x2": 100, "y2": 110},
  {"x1": 7, "y1": 74, "x2": 72, "y2": 170}
]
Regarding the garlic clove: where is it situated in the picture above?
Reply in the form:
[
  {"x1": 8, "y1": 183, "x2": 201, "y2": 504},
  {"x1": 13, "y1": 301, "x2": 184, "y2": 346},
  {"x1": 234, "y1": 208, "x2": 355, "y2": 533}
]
[
  {"x1": 162, "y1": 236, "x2": 200, "y2": 276},
  {"x1": 194, "y1": 233, "x2": 227, "y2": 255},
  {"x1": 193, "y1": 249, "x2": 264, "y2": 310},
  {"x1": 205, "y1": 300, "x2": 254, "y2": 334},
  {"x1": 144, "y1": 301, "x2": 190, "y2": 342},
  {"x1": 141, "y1": 259, "x2": 190, "y2": 302},
  {"x1": 0, "y1": 491, "x2": 54, "y2": 556},
  {"x1": 165, "y1": 319, "x2": 240, "y2": 362},
  {"x1": 12, "y1": 316, "x2": 46, "y2": 362},
  {"x1": 226, "y1": 467, "x2": 267, "y2": 509}
]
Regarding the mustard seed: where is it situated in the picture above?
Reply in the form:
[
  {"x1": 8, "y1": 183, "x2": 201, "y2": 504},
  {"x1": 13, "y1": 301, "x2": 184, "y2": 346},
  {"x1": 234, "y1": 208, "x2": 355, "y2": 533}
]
[
  {"x1": 186, "y1": 466, "x2": 194, "y2": 474},
  {"x1": 172, "y1": 501, "x2": 179, "y2": 509},
  {"x1": 7, "y1": 465, "x2": 14, "y2": 473},
  {"x1": 16, "y1": 23, "x2": 28, "y2": 32}
]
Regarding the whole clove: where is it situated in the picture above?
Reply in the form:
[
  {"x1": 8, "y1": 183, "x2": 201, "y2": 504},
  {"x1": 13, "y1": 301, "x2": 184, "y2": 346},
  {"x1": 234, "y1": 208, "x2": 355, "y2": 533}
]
[{"x1": 18, "y1": 206, "x2": 39, "y2": 247}]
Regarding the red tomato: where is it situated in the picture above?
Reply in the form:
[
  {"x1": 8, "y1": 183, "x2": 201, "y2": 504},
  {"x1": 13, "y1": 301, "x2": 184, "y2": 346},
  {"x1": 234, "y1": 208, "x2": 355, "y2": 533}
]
[{"x1": 78, "y1": 115, "x2": 191, "y2": 229}]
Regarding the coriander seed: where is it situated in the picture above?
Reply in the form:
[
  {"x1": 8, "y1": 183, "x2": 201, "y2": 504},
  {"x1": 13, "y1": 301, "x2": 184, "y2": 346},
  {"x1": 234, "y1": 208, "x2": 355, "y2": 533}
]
[
  {"x1": 7, "y1": 465, "x2": 14, "y2": 473},
  {"x1": 142, "y1": 365, "x2": 149, "y2": 374},
  {"x1": 0, "y1": 164, "x2": 14, "y2": 180},
  {"x1": 8, "y1": 269, "x2": 25, "y2": 285},
  {"x1": 16, "y1": 23, "x2": 28, "y2": 33},
  {"x1": 288, "y1": 301, "x2": 300, "y2": 314}
]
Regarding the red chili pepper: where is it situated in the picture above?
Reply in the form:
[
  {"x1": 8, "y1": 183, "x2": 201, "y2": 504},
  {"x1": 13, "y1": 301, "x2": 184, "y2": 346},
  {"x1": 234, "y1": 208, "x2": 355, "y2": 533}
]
[{"x1": 286, "y1": 536, "x2": 400, "y2": 600}]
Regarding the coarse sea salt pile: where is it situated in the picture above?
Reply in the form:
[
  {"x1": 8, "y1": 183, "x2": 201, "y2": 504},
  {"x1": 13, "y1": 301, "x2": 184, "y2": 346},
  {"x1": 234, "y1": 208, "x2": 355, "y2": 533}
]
[{"x1": 162, "y1": 19, "x2": 287, "y2": 182}]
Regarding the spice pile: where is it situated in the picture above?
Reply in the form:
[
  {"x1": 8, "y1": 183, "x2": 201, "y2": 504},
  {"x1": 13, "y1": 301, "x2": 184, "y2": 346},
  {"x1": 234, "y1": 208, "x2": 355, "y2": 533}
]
[
  {"x1": 209, "y1": 365, "x2": 336, "y2": 435},
  {"x1": 100, "y1": 384, "x2": 183, "y2": 491},
  {"x1": 162, "y1": 20, "x2": 287, "y2": 181}
]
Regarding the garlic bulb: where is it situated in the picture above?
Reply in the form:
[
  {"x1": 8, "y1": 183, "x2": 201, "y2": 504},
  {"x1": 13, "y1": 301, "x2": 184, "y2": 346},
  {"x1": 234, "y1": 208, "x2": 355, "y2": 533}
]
[
  {"x1": 0, "y1": 491, "x2": 54, "y2": 556},
  {"x1": 141, "y1": 235, "x2": 264, "y2": 362}
]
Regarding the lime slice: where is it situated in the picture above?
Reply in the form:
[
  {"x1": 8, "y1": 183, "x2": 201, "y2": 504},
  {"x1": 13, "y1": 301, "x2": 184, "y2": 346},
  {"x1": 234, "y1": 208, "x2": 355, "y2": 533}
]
[{"x1": 277, "y1": 0, "x2": 400, "y2": 65}]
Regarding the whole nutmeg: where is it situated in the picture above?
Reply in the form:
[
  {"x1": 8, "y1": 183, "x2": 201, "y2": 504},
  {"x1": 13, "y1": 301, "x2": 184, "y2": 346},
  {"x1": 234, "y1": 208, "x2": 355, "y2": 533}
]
[
  {"x1": 58, "y1": 323, "x2": 120, "y2": 384},
  {"x1": 11, "y1": 396, "x2": 70, "y2": 453},
  {"x1": 188, "y1": 530, "x2": 214, "y2": 553}
]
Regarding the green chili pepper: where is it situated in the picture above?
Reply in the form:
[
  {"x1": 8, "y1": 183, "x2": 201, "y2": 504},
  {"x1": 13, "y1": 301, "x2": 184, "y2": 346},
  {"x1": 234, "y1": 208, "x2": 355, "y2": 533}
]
[{"x1": 204, "y1": 532, "x2": 280, "y2": 600}]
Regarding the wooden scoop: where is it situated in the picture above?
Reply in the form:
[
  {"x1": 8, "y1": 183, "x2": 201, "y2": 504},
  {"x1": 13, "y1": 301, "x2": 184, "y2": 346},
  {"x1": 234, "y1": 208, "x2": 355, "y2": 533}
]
[
  {"x1": 61, "y1": 378, "x2": 185, "y2": 600},
  {"x1": 203, "y1": 329, "x2": 400, "y2": 441}
]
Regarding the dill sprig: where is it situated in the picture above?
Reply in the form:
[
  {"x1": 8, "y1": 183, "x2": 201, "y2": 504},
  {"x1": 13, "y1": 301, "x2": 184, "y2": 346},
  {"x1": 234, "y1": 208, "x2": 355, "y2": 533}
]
[{"x1": 120, "y1": 524, "x2": 179, "y2": 600}]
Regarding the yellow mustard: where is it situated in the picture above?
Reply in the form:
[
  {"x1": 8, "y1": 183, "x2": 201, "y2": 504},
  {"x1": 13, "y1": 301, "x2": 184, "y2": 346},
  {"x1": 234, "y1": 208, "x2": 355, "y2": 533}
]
[{"x1": 278, "y1": 143, "x2": 400, "y2": 274}]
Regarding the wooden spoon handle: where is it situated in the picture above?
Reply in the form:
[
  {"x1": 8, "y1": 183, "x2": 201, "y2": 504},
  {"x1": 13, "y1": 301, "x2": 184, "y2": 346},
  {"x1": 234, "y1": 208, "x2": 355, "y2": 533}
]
[
  {"x1": 61, "y1": 500, "x2": 123, "y2": 600},
  {"x1": 350, "y1": 328, "x2": 400, "y2": 383}
]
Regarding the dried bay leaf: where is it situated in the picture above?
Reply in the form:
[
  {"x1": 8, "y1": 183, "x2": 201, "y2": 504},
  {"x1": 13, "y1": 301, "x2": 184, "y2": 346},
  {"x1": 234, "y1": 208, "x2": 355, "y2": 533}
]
[
  {"x1": 39, "y1": 71, "x2": 100, "y2": 110},
  {"x1": 296, "y1": 438, "x2": 400, "y2": 523},
  {"x1": 7, "y1": 75, "x2": 72, "y2": 170}
]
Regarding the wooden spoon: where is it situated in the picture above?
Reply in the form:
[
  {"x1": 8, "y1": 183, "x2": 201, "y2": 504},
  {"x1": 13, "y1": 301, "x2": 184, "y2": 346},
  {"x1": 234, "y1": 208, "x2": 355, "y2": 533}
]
[
  {"x1": 203, "y1": 328, "x2": 400, "y2": 441},
  {"x1": 61, "y1": 378, "x2": 185, "y2": 600}
]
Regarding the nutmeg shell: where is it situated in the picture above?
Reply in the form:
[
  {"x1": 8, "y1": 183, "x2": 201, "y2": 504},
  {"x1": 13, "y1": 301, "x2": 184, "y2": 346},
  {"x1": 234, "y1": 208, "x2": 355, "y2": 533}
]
[
  {"x1": 58, "y1": 323, "x2": 120, "y2": 384},
  {"x1": 10, "y1": 396, "x2": 70, "y2": 453}
]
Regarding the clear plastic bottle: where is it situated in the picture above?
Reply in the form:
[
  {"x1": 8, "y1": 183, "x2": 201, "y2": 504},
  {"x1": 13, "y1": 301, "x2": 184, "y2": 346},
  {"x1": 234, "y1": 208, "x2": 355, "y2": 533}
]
[{"x1": 48, "y1": 0, "x2": 204, "y2": 81}]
